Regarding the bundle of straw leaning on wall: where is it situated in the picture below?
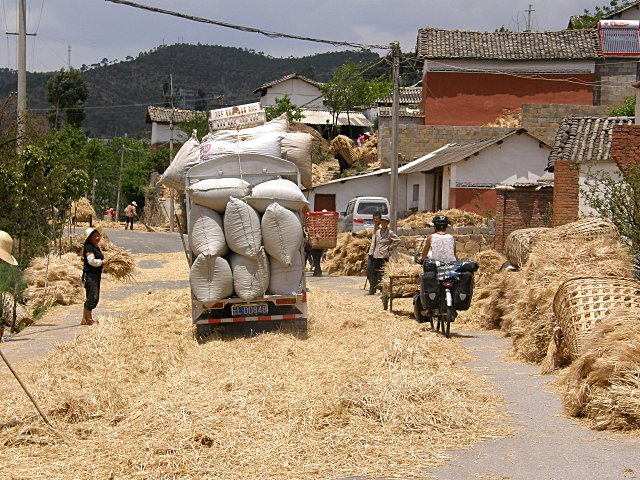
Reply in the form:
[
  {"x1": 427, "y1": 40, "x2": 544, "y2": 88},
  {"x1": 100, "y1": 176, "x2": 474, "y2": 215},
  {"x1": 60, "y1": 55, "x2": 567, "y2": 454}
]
[
  {"x1": 324, "y1": 231, "x2": 372, "y2": 276},
  {"x1": 0, "y1": 288, "x2": 508, "y2": 477},
  {"x1": 562, "y1": 308, "x2": 640, "y2": 430}
]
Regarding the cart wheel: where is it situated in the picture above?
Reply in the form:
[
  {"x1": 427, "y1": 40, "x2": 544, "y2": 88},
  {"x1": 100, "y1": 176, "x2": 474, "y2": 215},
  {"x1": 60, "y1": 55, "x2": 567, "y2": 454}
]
[{"x1": 382, "y1": 295, "x2": 389, "y2": 311}]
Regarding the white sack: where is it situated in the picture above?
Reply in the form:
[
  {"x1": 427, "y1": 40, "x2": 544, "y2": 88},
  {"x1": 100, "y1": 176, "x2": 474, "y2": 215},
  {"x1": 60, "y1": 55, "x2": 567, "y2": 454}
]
[
  {"x1": 281, "y1": 132, "x2": 313, "y2": 189},
  {"x1": 187, "y1": 178, "x2": 251, "y2": 213},
  {"x1": 230, "y1": 250, "x2": 270, "y2": 300},
  {"x1": 157, "y1": 131, "x2": 200, "y2": 191},
  {"x1": 188, "y1": 204, "x2": 227, "y2": 257},
  {"x1": 268, "y1": 252, "x2": 304, "y2": 295},
  {"x1": 261, "y1": 202, "x2": 303, "y2": 266},
  {"x1": 199, "y1": 132, "x2": 282, "y2": 162},
  {"x1": 247, "y1": 178, "x2": 310, "y2": 213},
  {"x1": 189, "y1": 254, "x2": 233, "y2": 305},
  {"x1": 224, "y1": 197, "x2": 262, "y2": 257},
  {"x1": 205, "y1": 116, "x2": 288, "y2": 142}
]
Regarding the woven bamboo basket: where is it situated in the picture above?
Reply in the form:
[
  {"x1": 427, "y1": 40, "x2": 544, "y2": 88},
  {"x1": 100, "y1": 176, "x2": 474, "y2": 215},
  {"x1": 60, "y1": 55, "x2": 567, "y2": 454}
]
[
  {"x1": 330, "y1": 135, "x2": 356, "y2": 165},
  {"x1": 305, "y1": 211, "x2": 339, "y2": 249},
  {"x1": 553, "y1": 277, "x2": 640, "y2": 358},
  {"x1": 544, "y1": 218, "x2": 619, "y2": 242},
  {"x1": 503, "y1": 227, "x2": 550, "y2": 267}
]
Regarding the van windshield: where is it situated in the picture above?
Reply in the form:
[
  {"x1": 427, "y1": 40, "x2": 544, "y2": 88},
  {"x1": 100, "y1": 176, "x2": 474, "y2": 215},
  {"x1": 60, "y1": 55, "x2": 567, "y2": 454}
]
[{"x1": 356, "y1": 202, "x2": 388, "y2": 215}]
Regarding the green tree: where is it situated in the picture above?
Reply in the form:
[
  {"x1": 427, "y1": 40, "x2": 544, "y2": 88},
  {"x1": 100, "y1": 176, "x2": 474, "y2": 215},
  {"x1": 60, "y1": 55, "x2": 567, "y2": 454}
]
[
  {"x1": 608, "y1": 95, "x2": 636, "y2": 116},
  {"x1": 569, "y1": 0, "x2": 629, "y2": 29},
  {"x1": 265, "y1": 95, "x2": 303, "y2": 122},
  {"x1": 46, "y1": 68, "x2": 89, "y2": 129},
  {"x1": 321, "y1": 61, "x2": 391, "y2": 137}
]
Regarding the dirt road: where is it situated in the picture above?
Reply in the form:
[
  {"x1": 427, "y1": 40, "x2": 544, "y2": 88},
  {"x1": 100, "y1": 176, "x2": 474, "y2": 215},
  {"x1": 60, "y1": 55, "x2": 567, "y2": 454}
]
[{"x1": 2, "y1": 230, "x2": 639, "y2": 479}]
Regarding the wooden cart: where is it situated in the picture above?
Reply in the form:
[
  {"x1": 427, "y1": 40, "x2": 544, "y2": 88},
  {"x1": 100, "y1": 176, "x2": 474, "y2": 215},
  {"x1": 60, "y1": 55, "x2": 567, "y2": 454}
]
[{"x1": 381, "y1": 274, "x2": 420, "y2": 312}]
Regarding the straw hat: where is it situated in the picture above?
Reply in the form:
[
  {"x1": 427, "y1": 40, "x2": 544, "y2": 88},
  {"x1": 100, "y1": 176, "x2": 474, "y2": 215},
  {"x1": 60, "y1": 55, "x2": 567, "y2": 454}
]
[
  {"x1": 132, "y1": 201, "x2": 137, "y2": 207},
  {"x1": 84, "y1": 226, "x2": 103, "y2": 243},
  {"x1": 0, "y1": 230, "x2": 18, "y2": 265}
]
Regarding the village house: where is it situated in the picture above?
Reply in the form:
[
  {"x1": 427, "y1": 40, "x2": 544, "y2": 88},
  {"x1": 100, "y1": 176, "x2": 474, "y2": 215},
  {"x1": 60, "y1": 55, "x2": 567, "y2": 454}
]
[
  {"x1": 146, "y1": 105, "x2": 206, "y2": 148},
  {"x1": 253, "y1": 73, "x2": 324, "y2": 109}
]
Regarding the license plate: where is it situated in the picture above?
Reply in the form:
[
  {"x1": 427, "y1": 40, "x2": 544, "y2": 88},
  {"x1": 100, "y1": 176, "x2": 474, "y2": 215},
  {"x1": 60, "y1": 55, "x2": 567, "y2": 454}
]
[
  {"x1": 231, "y1": 304, "x2": 268, "y2": 316},
  {"x1": 365, "y1": 220, "x2": 374, "y2": 226}
]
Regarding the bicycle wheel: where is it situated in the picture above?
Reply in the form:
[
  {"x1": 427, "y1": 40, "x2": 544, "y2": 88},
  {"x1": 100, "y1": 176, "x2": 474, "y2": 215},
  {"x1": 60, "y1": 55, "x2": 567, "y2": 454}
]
[
  {"x1": 413, "y1": 295, "x2": 434, "y2": 329},
  {"x1": 443, "y1": 305, "x2": 453, "y2": 338}
]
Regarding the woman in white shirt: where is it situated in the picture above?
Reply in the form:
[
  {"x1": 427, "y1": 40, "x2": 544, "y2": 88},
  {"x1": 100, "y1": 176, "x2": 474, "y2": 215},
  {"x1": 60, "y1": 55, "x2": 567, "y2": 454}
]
[{"x1": 421, "y1": 215, "x2": 456, "y2": 263}]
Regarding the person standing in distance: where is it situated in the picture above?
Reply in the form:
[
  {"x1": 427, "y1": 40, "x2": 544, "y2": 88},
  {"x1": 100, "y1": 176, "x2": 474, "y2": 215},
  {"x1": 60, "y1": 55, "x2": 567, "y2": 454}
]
[
  {"x1": 81, "y1": 227, "x2": 109, "y2": 325},
  {"x1": 0, "y1": 230, "x2": 18, "y2": 340},
  {"x1": 124, "y1": 201, "x2": 137, "y2": 230},
  {"x1": 370, "y1": 215, "x2": 401, "y2": 294},
  {"x1": 366, "y1": 211, "x2": 382, "y2": 294}
]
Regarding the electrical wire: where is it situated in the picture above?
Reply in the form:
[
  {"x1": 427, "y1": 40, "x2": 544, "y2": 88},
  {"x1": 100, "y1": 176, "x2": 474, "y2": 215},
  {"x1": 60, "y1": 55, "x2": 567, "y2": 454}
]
[{"x1": 105, "y1": 0, "x2": 390, "y2": 51}]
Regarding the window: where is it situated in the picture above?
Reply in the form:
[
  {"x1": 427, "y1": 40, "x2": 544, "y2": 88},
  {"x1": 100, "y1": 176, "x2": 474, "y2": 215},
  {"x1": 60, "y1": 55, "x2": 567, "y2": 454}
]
[
  {"x1": 356, "y1": 202, "x2": 388, "y2": 215},
  {"x1": 412, "y1": 184, "x2": 420, "y2": 202}
]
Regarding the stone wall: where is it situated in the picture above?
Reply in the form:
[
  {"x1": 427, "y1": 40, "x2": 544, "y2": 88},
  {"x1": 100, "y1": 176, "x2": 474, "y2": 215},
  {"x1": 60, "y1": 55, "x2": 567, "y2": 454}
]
[
  {"x1": 398, "y1": 222, "x2": 495, "y2": 259},
  {"x1": 595, "y1": 59, "x2": 639, "y2": 107}
]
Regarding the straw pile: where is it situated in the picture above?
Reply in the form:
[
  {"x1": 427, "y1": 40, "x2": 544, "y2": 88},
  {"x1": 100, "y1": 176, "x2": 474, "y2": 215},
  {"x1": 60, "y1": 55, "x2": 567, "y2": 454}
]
[
  {"x1": 503, "y1": 227, "x2": 550, "y2": 268},
  {"x1": 481, "y1": 237, "x2": 634, "y2": 364},
  {"x1": 330, "y1": 135, "x2": 356, "y2": 165},
  {"x1": 324, "y1": 231, "x2": 372, "y2": 276},
  {"x1": 379, "y1": 255, "x2": 421, "y2": 295},
  {"x1": 0, "y1": 287, "x2": 508, "y2": 478},
  {"x1": 312, "y1": 159, "x2": 340, "y2": 185},
  {"x1": 70, "y1": 197, "x2": 96, "y2": 222},
  {"x1": 352, "y1": 133, "x2": 378, "y2": 168},
  {"x1": 61, "y1": 233, "x2": 136, "y2": 282},
  {"x1": 22, "y1": 253, "x2": 84, "y2": 307},
  {"x1": 399, "y1": 209, "x2": 487, "y2": 229},
  {"x1": 484, "y1": 108, "x2": 522, "y2": 128},
  {"x1": 563, "y1": 308, "x2": 640, "y2": 430}
]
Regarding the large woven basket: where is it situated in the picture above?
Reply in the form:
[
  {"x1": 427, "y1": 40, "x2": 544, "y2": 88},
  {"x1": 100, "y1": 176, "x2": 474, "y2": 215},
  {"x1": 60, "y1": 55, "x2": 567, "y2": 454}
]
[
  {"x1": 503, "y1": 227, "x2": 550, "y2": 267},
  {"x1": 305, "y1": 211, "x2": 339, "y2": 249},
  {"x1": 545, "y1": 218, "x2": 619, "y2": 242},
  {"x1": 553, "y1": 277, "x2": 640, "y2": 358}
]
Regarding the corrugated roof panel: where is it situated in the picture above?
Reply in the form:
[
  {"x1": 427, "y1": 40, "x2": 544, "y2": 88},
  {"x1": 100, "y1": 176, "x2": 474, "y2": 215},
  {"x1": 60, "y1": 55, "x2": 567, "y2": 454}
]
[{"x1": 299, "y1": 109, "x2": 373, "y2": 127}]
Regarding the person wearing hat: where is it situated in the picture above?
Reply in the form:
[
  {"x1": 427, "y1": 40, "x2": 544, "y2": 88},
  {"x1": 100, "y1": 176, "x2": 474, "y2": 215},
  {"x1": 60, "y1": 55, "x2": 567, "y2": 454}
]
[
  {"x1": 366, "y1": 211, "x2": 382, "y2": 294},
  {"x1": 124, "y1": 201, "x2": 138, "y2": 230},
  {"x1": 0, "y1": 231, "x2": 18, "y2": 339},
  {"x1": 421, "y1": 215, "x2": 456, "y2": 263},
  {"x1": 370, "y1": 214, "x2": 400, "y2": 295},
  {"x1": 81, "y1": 227, "x2": 109, "y2": 325}
]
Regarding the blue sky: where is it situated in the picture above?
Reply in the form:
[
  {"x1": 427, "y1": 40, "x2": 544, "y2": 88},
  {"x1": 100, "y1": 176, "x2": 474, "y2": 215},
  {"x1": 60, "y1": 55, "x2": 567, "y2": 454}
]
[{"x1": 1, "y1": 0, "x2": 599, "y2": 72}]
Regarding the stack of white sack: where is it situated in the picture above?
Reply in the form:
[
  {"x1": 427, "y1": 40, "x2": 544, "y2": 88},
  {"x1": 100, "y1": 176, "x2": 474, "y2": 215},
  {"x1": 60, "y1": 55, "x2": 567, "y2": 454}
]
[
  {"x1": 199, "y1": 132, "x2": 283, "y2": 162},
  {"x1": 156, "y1": 130, "x2": 200, "y2": 191},
  {"x1": 188, "y1": 204, "x2": 227, "y2": 257},
  {"x1": 187, "y1": 178, "x2": 251, "y2": 213},
  {"x1": 189, "y1": 254, "x2": 234, "y2": 305},
  {"x1": 247, "y1": 178, "x2": 309, "y2": 213},
  {"x1": 229, "y1": 251, "x2": 270, "y2": 300}
]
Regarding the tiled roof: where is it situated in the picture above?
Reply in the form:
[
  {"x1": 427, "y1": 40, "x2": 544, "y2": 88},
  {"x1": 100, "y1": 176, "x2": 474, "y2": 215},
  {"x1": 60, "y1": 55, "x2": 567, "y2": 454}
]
[
  {"x1": 603, "y1": 0, "x2": 640, "y2": 18},
  {"x1": 416, "y1": 27, "x2": 601, "y2": 61},
  {"x1": 378, "y1": 106, "x2": 424, "y2": 118},
  {"x1": 253, "y1": 73, "x2": 323, "y2": 94},
  {"x1": 377, "y1": 87, "x2": 422, "y2": 105},
  {"x1": 146, "y1": 106, "x2": 206, "y2": 124},
  {"x1": 547, "y1": 116, "x2": 635, "y2": 168}
]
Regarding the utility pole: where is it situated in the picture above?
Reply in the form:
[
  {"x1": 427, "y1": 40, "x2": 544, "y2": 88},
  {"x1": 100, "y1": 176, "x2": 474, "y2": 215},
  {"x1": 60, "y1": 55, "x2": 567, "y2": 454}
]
[
  {"x1": 16, "y1": 0, "x2": 27, "y2": 153},
  {"x1": 115, "y1": 143, "x2": 125, "y2": 223},
  {"x1": 169, "y1": 73, "x2": 175, "y2": 233},
  {"x1": 390, "y1": 41, "x2": 400, "y2": 232},
  {"x1": 68, "y1": 44, "x2": 71, "y2": 69},
  {"x1": 526, "y1": 4, "x2": 535, "y2": 32}
]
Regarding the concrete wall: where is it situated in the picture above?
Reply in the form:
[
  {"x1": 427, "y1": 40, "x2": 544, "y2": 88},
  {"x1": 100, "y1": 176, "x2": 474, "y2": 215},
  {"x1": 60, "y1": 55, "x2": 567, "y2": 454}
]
[
  {"x1": 606, "y1": 5, "x2": 640, "y2": 20},
  {"x1": 259, "y1": 79, "x2": 324, "y2": 109},
  {"x1": 594, "y1": 59, "x2": 639, "y2": 107},
  {"x1": 151, "y1": 122, "x2": 189, "y2": 145}
]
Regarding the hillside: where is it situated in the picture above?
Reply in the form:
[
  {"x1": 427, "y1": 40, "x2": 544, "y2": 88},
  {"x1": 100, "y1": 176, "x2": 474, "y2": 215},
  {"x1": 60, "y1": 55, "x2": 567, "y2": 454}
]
[{"x1": 0, "y1": 44, "x2": 380, "y2": 138}]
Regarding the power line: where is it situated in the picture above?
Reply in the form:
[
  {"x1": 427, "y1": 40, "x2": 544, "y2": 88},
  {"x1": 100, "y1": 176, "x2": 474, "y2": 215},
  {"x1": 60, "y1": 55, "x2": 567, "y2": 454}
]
[{"x1": 105, "y1": 0, "x2": 390, "y2": 51}]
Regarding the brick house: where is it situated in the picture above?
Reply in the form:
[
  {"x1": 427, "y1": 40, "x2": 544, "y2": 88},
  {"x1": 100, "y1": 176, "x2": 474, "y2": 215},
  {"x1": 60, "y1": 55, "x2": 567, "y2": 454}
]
[{"x1": 547, "y1": 116, "x2": 635, "y2": 226}]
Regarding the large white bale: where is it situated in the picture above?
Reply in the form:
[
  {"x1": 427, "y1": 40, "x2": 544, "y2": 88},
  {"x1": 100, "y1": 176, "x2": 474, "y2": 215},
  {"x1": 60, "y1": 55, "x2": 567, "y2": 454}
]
[
  {"x1": 157, "y1": 131, "x2": 200, "y2": 191},
  {"x1": 268, "y1": 252, "x2": 304, "y2": 295},
  {"x1": 189, "y1": 254, "x2": 233, "y2": 305},
  {"x1": 187, "y1": 178, "x2": 251, "y2": 213},
  {"x1": 230, "y1": 250, "x2": 270, "y2": 300},
  {"x1": 247, "y1": 178, "x2": 309, "y2": 213},
  {"x1": 281, "y1": 132, "x2": 313, "y2": 190},
  {"x1": 224, "y1": 197, "x2": 262, "y2": 257},
  {"x1": 199, "y1": 132, "x2": 283, "y2": 162},
  {"x1": 205, "y1": 116, "x2": 288, "y2": 142},
  {"x1": 261, "y1": 202, "x2": 303, "y2": 266},
  {"x1": 188, "y1": 204, "x2": 227, "y2": 257}
]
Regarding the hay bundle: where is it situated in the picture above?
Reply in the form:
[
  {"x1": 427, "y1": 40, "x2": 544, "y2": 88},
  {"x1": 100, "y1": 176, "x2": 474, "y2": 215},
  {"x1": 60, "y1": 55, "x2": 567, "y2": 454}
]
[
  {"x1": 23, "y1": 253, "x2": 84, "y2": 307},
  {"x1": 503, "y1": 227, "x2": 550, "y2": 267},
  {"x1": 563, "y1": 308, "x2": 640, "y2": 430},
  {"x1": 330, "y1": 135, "x2": 356, "y2": 165},
  {"x1": 352, "y1": 133, "x2": 378, "y2": 168},
  {"x1": 379, "y1": 255, "x2": 421, "y2": 293},
  {"x1": 552, "y1": 277, "x2": 640, "y2": 359},
  {"x1": 61, "y1": 232, "x2": 136, "y2": 282},
  {"x1": 312, "y1": 159, "x2": 340, "y2": 185},
  {"x1": 481, "y1": 237, "x2": 634, "y2": 364},
  {"x1": 545, "y1": 217, "x2": 619, "y2": 242},
  {"x1": 1, "y1": 293, "x2": 33, "y2": 330},
  {"x1": 324, "y1": 231, "x2": 371, "y2": 276},
  {"x1": 70, "y1": 197, "x2": 96, "y2": 222},
  {"x1": 398, "y1": 209, "x2": 487, "y2": 229}
]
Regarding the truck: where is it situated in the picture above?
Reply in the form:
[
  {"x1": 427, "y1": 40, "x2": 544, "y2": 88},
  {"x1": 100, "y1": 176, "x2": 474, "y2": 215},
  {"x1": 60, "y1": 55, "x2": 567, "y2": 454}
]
[{"x1": 184, "y1": 153, "x2": 308, "y2": 339}]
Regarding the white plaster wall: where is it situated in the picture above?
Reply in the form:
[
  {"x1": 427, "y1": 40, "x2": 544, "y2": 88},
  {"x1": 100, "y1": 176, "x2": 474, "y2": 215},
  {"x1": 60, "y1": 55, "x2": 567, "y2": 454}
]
[
  {"x1": 309, "y1": 173, "x2": 390, "y2": 214},
  {"x1": 454, "y1": 134, "x2": 550, "y2": 186},
  {"x1": 151, "y1": 122, "x2": 189, "y2": 145},
  {"x1": 442, "y1": 165, "x2": 452, "y2": 209},
  {"x1": 260, "y1": 79, "x2": 324, "y2": 108},
  {"x1": 578, "y1": 162, "x2": 622, "y2": 217}
]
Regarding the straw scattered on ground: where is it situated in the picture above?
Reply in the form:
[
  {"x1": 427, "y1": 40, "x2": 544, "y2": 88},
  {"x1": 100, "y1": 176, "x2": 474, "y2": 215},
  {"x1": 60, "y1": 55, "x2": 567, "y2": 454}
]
[
  {"x1": 399, "y1": 209, "x2": 488, "y2": 229},
  {"x1": 0, "y1": 288, "x2": 509, "y2": 479}
]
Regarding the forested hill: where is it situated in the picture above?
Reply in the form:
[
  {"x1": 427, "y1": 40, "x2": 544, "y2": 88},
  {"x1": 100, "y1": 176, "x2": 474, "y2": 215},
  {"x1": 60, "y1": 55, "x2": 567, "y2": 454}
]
[{"x1": 0, "y1": 44, "x2": 380, "y2": 138}]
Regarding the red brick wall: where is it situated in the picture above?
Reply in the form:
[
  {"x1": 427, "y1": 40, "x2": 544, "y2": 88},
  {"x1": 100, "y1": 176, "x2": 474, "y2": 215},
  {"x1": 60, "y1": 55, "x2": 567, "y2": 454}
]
[
  {"x1": 612, "y1": 125, "x2": 640, "y2": 169},
  {"x1": 494, "y1": 186, "x2": 554, "y2": 252},
  {"x1": 423, "y1": 72, "x2": 594, "y2": 126},
  {"x1": 449, "y1": 188, "x2": 497, "y2": 216},
  {"x1": 552, "y1": 160, "x2": 580, "y2": 226}
]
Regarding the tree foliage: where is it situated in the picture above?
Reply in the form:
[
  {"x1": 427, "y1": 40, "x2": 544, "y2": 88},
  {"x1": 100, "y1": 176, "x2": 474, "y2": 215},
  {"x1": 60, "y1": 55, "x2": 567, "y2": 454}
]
[
  {"x1": 570, "y1": 0, "x2": 630, "y2": 29},
  {"x1": 46, "y1": 68, "x2": 88, "y2": 129},
  {"x1": 608, "y1": 95, "x2": 636, "y2": 116},
  {"x1": 265, "y1": 95, "x2": 303, "y2": 122}
]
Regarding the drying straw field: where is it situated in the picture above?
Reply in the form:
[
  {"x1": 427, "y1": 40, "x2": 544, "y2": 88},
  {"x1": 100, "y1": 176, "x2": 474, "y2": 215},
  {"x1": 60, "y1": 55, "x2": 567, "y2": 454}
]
[{"x1": 0, "y1": 287, "x2": 508, "y2": 479}]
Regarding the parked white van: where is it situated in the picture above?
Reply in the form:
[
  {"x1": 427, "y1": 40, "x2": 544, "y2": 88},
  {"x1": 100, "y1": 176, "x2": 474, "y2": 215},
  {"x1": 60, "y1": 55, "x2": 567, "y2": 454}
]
[{"x1": 341, "y1": 196, "x2": 390, "y2": 232}]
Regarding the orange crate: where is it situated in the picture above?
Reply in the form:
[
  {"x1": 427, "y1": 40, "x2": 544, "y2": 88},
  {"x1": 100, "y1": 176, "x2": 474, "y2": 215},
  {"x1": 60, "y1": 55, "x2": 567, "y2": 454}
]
[{"x1": 305, "y1": 211, "x2": 338, "y2": 249}]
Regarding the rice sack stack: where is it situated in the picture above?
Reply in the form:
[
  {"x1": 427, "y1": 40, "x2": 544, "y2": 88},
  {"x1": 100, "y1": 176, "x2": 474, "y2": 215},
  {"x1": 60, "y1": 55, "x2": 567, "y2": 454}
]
[
  {"x1": 261, "y1": 203, "x2": 303, "y2": 266},
  {"x1": 224, "y1": 197, "x2": 262, "y2": 258},
  {"x1": 281, "y1": 132, "x2": 313, "y2": 190},
  {"x1": 199, "y1": 132, "x2": 283, "y2": 163},
  {"x1": 247, "y1": 178, "x2": 309, "y2": 213},
  {"x1": 187, "y1": 178, "x2": 251, "y2": 213},
  {"x1": 189, "y1": 254, "x2": 234, "y2": 305},
  {"x1": 229, "y1": 251, "x2": 270, "y2": 300},
  {"x1": 269, "y1": 249, "x2": 304, "y2": 295},
  {"x1": 157, "y1": 130, "x2": 200, "y2": 191},
  {"x1": 188, "y1": 204, "x2": 227, "y2": 257}
]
